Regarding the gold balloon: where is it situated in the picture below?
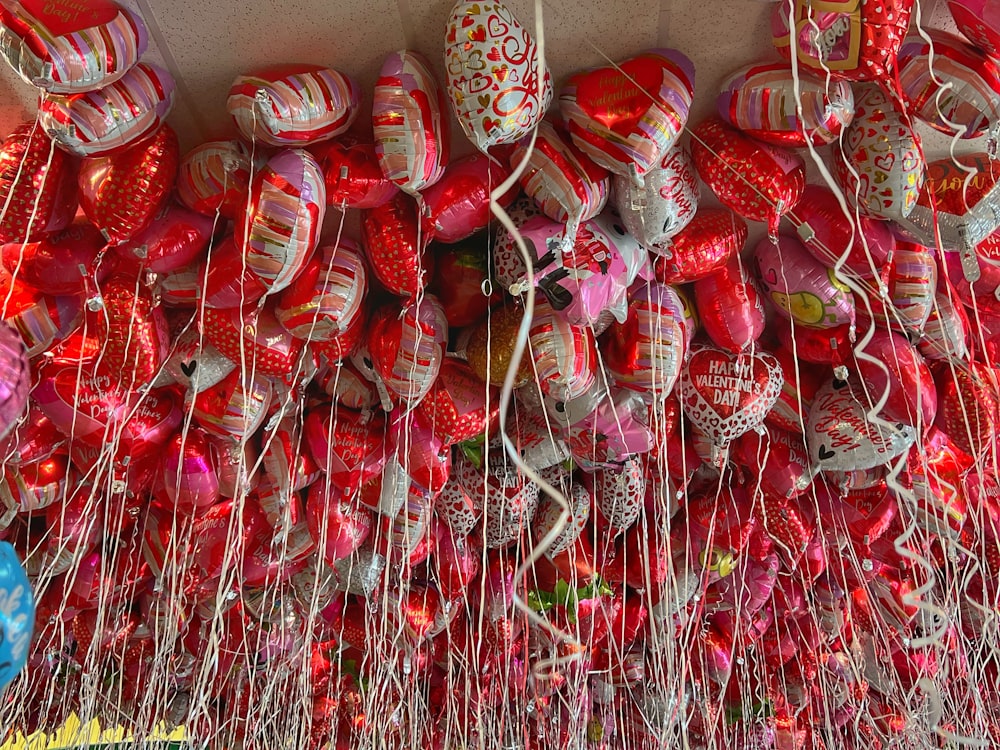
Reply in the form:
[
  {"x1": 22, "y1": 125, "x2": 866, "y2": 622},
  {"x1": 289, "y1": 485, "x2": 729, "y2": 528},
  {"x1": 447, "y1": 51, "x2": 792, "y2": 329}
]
[{"x1": 466, "y1": 305, "x2": 533, "y2": 389}]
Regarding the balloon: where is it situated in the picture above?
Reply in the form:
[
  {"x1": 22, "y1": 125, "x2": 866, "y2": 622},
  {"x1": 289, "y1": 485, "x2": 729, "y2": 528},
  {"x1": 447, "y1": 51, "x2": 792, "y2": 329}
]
[
  {"x1": 113, "y1": 203, "x2": 213, "y2": 273},
  {"x1": 528, "y1": 298, "x2": 596, "y2": 402},
  {"x1": 94, "y1": 272, "x2": 169, "y2": 388},
  {"x1": 304, "y1": 406, "x2": 386, "y2": 500},
  {"x1": 678, "y1": 344, "x2": 783, "y2": 447},
  {"x1": 454, "y1": 451, "x2": 539, "y2": 549},
  {"x1": 753, "y1": 235, "x2": 855, "y2": 329},
  {"x1": 948, "y1": 0, "x2": 1000, "y2": 59},
  {"x1": 236, "y1": 148, "x2": 326, "y2": 295},
  {"x1": 771, "y1": 0, "x2": 914, "y2": 82},
  {"x1": 690, "y1": 118, "x2": 805, "y2": 232},
  {"x1": 861, "y1": 238, "x2": 936, "y2": 334},
  {"x1": 444, "y1": 0, "x2": 552, "y2": 151},
  {"x1": 159, "y1": 329, "x2": 235, "y2": 394},
  {"x1": 202, "y1": 303, "x2": 306, "y2": 378},
  {"x1": 563, "y1": 388, "x2": 653, "y2": 471},
  {"x1": 2, "y1": 285, "x2": 82, "y2": 358},
  {"x1": 275, "y1": 239, "x2": 367, "y2": 342},
  {"x1": 176, "y1": 140, "x2": 252, "y2": 219},
  {"x1": 776, "y1": 318, "x2": 854, "y2": 366},
  {"x1": 367, "y1": 295, "x2": 447, "y2": 405},
  {"x1": 260, "y1": 417, "x2": 321, "y2": 494},
  {"x1": 77, "y1": 124, "x2": 180, "y2": 245},
  {"x1": 694, "y1": 257, "x2": 766, "y2": 352},
  {"x1": 464, "y1": 304, "x2": 533, "y2": 389},
  {"x1": 589, "y1": 456, "x2": 645, "y2": 534},
  {"x1": 307, "y1": 482, "x2": 373, "y2": 565},
  {"x1": 0, "y1": 122, "x2": 77, "y2": 243},
  {"x1": 851, "y1": 330, "x2": 937, "y2": 430},
  {"x1": 0, "y1": 321, "x2": 28, "y2": 442},
  {"x1": 560, "y1": 49, "x2": 695, "y2": 184},
  {"x1": 918, "y1": 286, "x2": 970, "y2": 362},
  {"x1": 533, "y1": 482, "x2": 590, "y2": 556},
  {"x1": 510, "y1": 120, "x2": 609, "y2": 233},
  {"x1": 2, "y1": 449, "x2": 71, "y2": 514},
  {"x1": 896, "y1": 30, "x2": 1000, "y2": 138},
  {"x1": 806, "y1": 379, "x2": 916, "y2": 472},
  {"x1": 652, "y1": 207, "x2": 747, "y2": 283},
  {"x1": 942, "y1": 246, "x2": 1000, "y2": 315},
  {"x1": 613, "y1": 142, "x2": 700, "y2": 248},
  {"x1": 0, "y1": 541, "x2": 33, "y2": 691},
  {"x1": 362, "y1": 192, "x2": 431, "y2": 297},
  {"x1": 492, "y1": 194, "x2": 543, "y2": 289},
  {"x1": 372, "y1": 50, "x2": 449, "y2": 195},
  {"x1": 188, "y1": 369, "x2": 272, "y2": 440},
  {"x1": 766, "y1": 345, "x2": 823, "y2": 433},
  {"x1": 833, "y1": 85, "x2": 925, "y2": 222},
  {"x1": 935, "y1": 361, "x2": 999, "y2": 457},
  {"x1": 421, "y1": 151, "x2": 517, "y2": 243},
  {"x1": 313, "y1": 302, "x2": 368, "y2": 367},
  {"x1": 718, "y1": 61, "x2": 854, "y2": 147},
  {"x1": 603, "y1": 282, "x2": 688, "y2": 398},
  {"x1": 228, "y1": 65, "x2": 360, "y2": 146},
  {"x1": 1, "y1": 219, "x2": 106, "y2": 294},
  {"x1": 39, "y1": 63, "x2": 175, "y2": 156},
  {"x1": 415, "y1": 357, "x2": 499, "y2": 447},
  {"x1": 160, "y1": 429, "x2": 220, "y2": 512},
  {"x1": 789, "y1": 185, "x2": 896, "y2": 280},
  {"x1": 312, "y1": 138, "x2": 398, "y2": 210},
  {"x1": 428, "y1": 238, "x2": 502, "y2": 328}
]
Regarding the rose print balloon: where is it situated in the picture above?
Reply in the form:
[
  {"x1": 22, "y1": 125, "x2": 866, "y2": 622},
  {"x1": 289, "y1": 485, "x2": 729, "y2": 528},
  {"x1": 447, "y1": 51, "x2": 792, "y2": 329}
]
[
  {"x1": 444, "y1": 0, "x2": 552, "y2": 151},
  {"x1": 614, "y1": 142, "x2": 700, "y2": 248}
]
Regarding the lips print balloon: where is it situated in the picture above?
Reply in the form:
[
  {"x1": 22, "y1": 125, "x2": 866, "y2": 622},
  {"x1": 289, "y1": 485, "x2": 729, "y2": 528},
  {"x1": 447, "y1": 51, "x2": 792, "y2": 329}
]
[
  {"x1": 228, "y1": 65, "x2": 360, "y2": 146},
  {"x1": 39, "y1": 63, "x2": 175, "y2": 156},
  {"x1": 236, "y1": 148, "x2": 326, "y2": 295},
  {"x1": 614, "y1": 143, "x2": 700, "y2": 248},
  {"x1": 694, "y1": 257, "x2": 766, "y2": 352},
  {"x1": 753, "y1": 235, "x2": 855, "y2": 329},
  {"x1": 367, "y1": 295, "x2": 447, "y2": 405},
  {"x1": 834, "y1": 86, "x2": 925, "y2": 222},
  {"x1": 691, "y1": 118, "x2": 805, "y2": 233},
  {"x1": 771, "y1": 0, "x2": 914, "y2": 82},
  {"x1": 372, "y1": 50, "x2": 449, "y2": 195},
  {"x1": 678, "y1": 344, "x2": 783, "y2": 447},
  {"x1": 176, "y1": 140, "x2": 252, "y2": 220},
  {"x1": 444, "y1": 0, "x2": 552, "y2": 152},
  {"x1": 718, "y1": 62, "x2": 854, "y2": 147},
  {"x1": 0, "y1": 122, "x2": 77, "y2": 243},
  {"x1": 560, "y1": 49, "x2": 695, "y2": 184}
]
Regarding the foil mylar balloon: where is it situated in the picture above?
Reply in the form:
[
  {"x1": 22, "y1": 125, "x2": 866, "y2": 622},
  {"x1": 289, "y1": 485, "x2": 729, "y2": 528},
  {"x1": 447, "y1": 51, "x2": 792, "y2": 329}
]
[
  {"x1": 614, "y1": 142, "x2": 699, "y2": 248},
  {"x1": 188, "y1": 369, "x2": 272, "y2": 441},
  {"x1": 77, "y1": 124, "x2": 179, "y2": 245},
  {"x1": 464, "y1": 304, "x2": 533, "y2": 389},
  {"x1": 529, "y1": 298, "x2": 597, "y2": 402},
  {"x1": 0, "y1": 541, "x2": 33, "y2": 691},
  {"x1": 421, "y1": 151, "x2": 516, "y2": 243},
  {"x1": 690, "y1": 118, "x2": 805, "y2": 233},
  {"x1": 851, "y1": 329, "x2": 937, "y2": 430},
  {"x1": 833, "y1": 85, "x2": 924, "y2": 222},
  {"x1": 560, "y1": 48, "x2": 695, "y2": 184},
  {"x1": 176, "y1": 140, "x2": 252, "y2": 219},
  {"x1": 652, "y1": 207, "x2": 747, "y2": 283},
  {"x1": 202, "y1": 304, "x2": 306, "y2": 378},
  {"x1": 228, "y1": 65, "x2": 360, "y2": 146},
  {"x1": 114, "y1": 202, "x2": 213, "y2": 273},
  {"x1": 0, "y1": 0, "x2": 146, "y2": 92},
  {"x1": 510, "y1": 120, "x2": 609, "y2": 234},
  {"x1": 362, "y1": 192, "x2": 430, "y2": 297},
  {"x1": 0, "y1": 321, "x2": 29, "y2": 442},
  {"x1": 919, "y1": 287, "x2": 970, "y2": 362},
  {"x1": 304, "y1": 406, "x2": 386, "y2": 499},
  {"x1": 753, "y1": 235, "x2": 855, "y2": 329},
  {"x1": 368, "y1": 295, "x2": 448, "y2": 406},
  {"x1": 236, "y1": 148, "x2": 326, "y2": 295},
  {"x1": 94, "y1": 273, "x2": 169, "y2": 388},
  {"x1": 896, "y1": 30, "x2": 1000, "y2": 138},
  {"x1": 160, "y1": 429, "x2": 220, "y2": 512},
  {"x1": 806, "y1": 379, "x2": 916, "y2": 472},
  {"x1": 718, "y1": 61, "x2": 854, "y2": 147},
  {"x1": 694, "y1": 257, "x2": 766, "y2": 352},
  {"x1": 39, "y1": 62, "x2": 176, "y2": 157},
  {"x1": 947, "y1": 0, "x2": 1000, "y2": 59},
  {"x1": 414, "y1": 357, "x2": 499, "y2": 447},
  {"x1": 443, "y1": 0, "x2": 552, "y2": 151},
  {"x1": 936, "y1": 361, "x2": 999, "y2": 458},
  {"x1": 159, "y1": 328, "x2": 235, "y2": 393},
  {"x1": 861, "y1": 238, "x2": 936, "y2": 334},
  {"x1": 0, "y1": 122, "x2": 77, "y2": 243},
  {"x1": 313, "y1": 138, "x2": 398, "y2": 210},
  {"x1": 771, "y1": 0, "x2": 914, "y2": 82},
  {"x1": 373, "y1": 50, "x2": 449, "y2": 195}
]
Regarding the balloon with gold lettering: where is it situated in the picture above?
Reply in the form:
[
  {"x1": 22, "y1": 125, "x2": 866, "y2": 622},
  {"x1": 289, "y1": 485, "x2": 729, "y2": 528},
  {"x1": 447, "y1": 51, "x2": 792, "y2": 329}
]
[{"x1": 443, "y1": 0, "x2": 552, "y2": 152}]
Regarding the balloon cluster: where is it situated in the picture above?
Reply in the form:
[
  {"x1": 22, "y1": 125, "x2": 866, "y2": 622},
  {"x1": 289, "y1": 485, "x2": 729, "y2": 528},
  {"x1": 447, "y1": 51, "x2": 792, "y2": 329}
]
[{"x1": 1, "y1": 0, "x2": 1000, "y2": 747}]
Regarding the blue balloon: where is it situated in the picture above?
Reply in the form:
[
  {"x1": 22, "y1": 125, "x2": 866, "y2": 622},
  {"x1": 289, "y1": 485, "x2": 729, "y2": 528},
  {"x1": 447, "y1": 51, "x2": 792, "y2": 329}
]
[{"x1": 0, "y1": 541, "x2": 33, "y2": 691}]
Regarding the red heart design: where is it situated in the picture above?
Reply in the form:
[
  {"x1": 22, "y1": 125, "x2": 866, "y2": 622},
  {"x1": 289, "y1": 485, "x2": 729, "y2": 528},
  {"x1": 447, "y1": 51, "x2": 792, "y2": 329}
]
[
  {"x1": 486, "y1": 46, "x2": 502, "y2": 62},
  {"x1": 873, "y1": 152, "x2": 896, "y2": 172},
  {"x1": 470, "y1": 25, "x2": 486, "y2": 42},
  {"x1": 414, "y1": 358, "x2": 499, "y2": 446}
]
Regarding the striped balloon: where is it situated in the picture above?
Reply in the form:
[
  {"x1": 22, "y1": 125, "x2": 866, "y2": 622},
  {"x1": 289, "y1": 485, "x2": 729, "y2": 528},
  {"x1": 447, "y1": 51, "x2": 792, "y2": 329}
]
[
  {"x1": 177, "y1": 140, "x2": 252, "y2": 219},
  {"x1": 862, "y1": 239, "x2": 936, "y2": 334},
  {"x1": 529, "y1": 298, "x2": 596, "y2": 401},
  {"x1": 373, "y1": 50, "x2": 449, "y2": 194},
  {"x1": 717, "y1": 61, "x2": 854, "y2": 147},
  {"x1": 38, "y1": 62, "x2": 175, "y2": 157},
  {"x1": 228, "y1": 65, "x2": 360, "y2": 146},
  {"x1": 0, "y1": 0, "x2": 147, "y2": 92},
  {"x1": 368, "y1": 295, "x2": 447, "y2": 406},
  {"x1": 897, "y1": 29, "x2": 1000, "y2": 138},
  {"x1": 236, "y1": 149, "x2": 326, "y2": 295}
]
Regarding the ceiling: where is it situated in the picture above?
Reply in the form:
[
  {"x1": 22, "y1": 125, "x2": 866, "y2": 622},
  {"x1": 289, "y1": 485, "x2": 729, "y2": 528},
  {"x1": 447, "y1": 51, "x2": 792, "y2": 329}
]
[{"x1": 0, "y1": 0, "x2": 973, "y2": 163}]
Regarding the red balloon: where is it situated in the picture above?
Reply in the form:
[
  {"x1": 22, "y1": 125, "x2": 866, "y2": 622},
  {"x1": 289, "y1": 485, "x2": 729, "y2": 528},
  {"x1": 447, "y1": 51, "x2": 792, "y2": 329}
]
[
  {"x1": 362, "y1": 192, "x2": 432, "y2": 297},
  {"x1": 733, "y1": 428, "x2": 813, "y2": 502},
  {"x1": 851, "y1": 329, "x2": 937, "y2": 430},
  {"x1": 367, "y1": 295, "x2": 447, "y2": 405},
  {"x1": 420, "y1": 152, "x2": 517, "y2": 244},
  {"x1": 113, "y1": 203, "x2": 214, "y2": 273},
  {"x1": 203, "y1": 303, "x2": 306, "y2": 377},
  {"x1": 2, "y1": 219, "x2": 108, "y2": 294},
  {"x1": 304, "y1": 406, "x2": 387, "y2": 499},
  {"x1": 775, "y1": 318, "x2": 854, "y2": 366},
  {"x1": 94, "y1": 272, "x2": 170, "y2": 388},
  {"x1": 312, "y1": 138, "x2": 399, "y2": 209},
  {"x1": 201, "y1": 235, "x2": 268, "y2": 309},
  {"x1": 414, "y1": 357, "x2": 500, "y2": 447},
  {"x1": 766, "y1": 345, "x2": 823, "y2": 433},
  {"x1": 159, "y1": 428, "x2": 220, "y2": 512},
  {"x1": 307, "y1": 480, "x2": 373, "y2": 565},
  {"x1": 935, "y1": 360, "x2": 999, "y2": 457},
  {"x1": 694, "y1": 256, "x2": 765, "y2": 352},
  {"x1": 653, "y1": 207, "x2": 747, "y2": 283},
  {"x1": 428, "y1": 239, "x2": 502, "y2": 328},
  {"x1": 78, "y1": 125, "x2": 179, "y2": 245}
]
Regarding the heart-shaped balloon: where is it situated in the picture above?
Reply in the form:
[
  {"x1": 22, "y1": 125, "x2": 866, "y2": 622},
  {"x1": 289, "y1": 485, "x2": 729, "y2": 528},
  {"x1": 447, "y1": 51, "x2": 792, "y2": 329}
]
[
  {"x1": 589, "y1": 456, "x2": 645, "y2": 534},
  {"x1": 652, "y1": 207, "x2": 747, "y2": 283},
  {"x1": 919, "y1": 287, "x2": 969, "y2": 362},
  {"x1": 533, "y1": 482, "x2": 590, "y2": 556},
  {"x1": 414, "y1": 357, "x2": 500, "y2": 447},
  {"x1": 188, "y1": 369, "x2": 272, "y2": 440},
  {"x1": 176, "y1": 140, "x2": 252, "y2": 219},
  {"x1": 362, "y1": 192, "x2": 431, "y2": 298},
  {"x1": 852, "y1": 329, "x2": 937, "y2": 430},
  {"x1": 260, "y1": 417, "x2": 321, "y2": 493},
  {"x1": 202, "y1": 303, "x2": 306, "y2": 378},
  {"x1": 560, "y1": 48, "x2": 695, "y2": 184},
  {"x1": 304, "y1": 406, "x2": 387, "y2": 499},
  {"x1": 114, "y1": 202, "x2": 213, "y2": 273},
  {"x1": 529, "y1": 298, "x2": 597, "y2": 402},
  {"x1": 614, "y1": 142, "x2": 700, "y2": 247},
  {"x1": 307, "y1": 480, "x2": 373, "y2": 565},
  {"x1": 694, "y1": 257, "x2": 766, "y2": 352},
  {"x1": 0, "y1": 122, "x2": 77, "y2": 243},
  {"x1": 679, "y1": 344, "x2": 784, "y2": 446},
  {"x1": 159, "y1": 328, "x2": 236, "y2": 393},
  {"x1": 806, "y1": 379, "x2": 916, "y2": 472},
  {"x1": 454, "y1": 450, "x2": 539, "y2": 549},
  {"x1": 313, "y1": 138, "x2": 399, "y2": 209},
  {"x1": 3, "y1": 283, "x2": 82, "y2": 358},
  {"x1": 935, "y1": 361, "x2": 999, "y2": 458},
  {"x1": 948, "y1": 0, "x2": 1000, "y2": 58},
  {"x1": 420, "y1": 151, "x2": 517, "y2": 243},
  {"x1": 766, "y1": 345, "x2": 823, "y2": 434},
  {"x1": 93, "y1": 272, "x2": 170, "y2": 388},
  {"x1": 78, "y1": 125, "x2": 179, "y2": 245},
  {"x1": 160, "y1": 428, "x2": 220, "y2": 512},
  {"x1": 2, "y1": 219, "x2": 108, "y2": 294},
  {"x1": 367, "y1": 295, "x2": 447, "y2": 405},
  {"x1": 860, "y1": 238, "x2": 935, "y2": 334}
]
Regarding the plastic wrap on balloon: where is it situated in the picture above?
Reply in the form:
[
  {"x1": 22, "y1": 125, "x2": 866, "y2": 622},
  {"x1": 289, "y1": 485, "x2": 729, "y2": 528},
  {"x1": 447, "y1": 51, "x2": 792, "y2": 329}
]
[
  {"x1": 312, "y1": 139, "x2": 399, "y2": 210},
  {"x1": 690, "y1": 118, "x2": 805, "y2": 232},
  {"x1": 560, "y1": 49, "x2": 695, "y2": 184},
  {"x1": 444, "y1": 0, "x2": 552, "y2": 151},
  {"x1": 373, "y1": 50, "x2": 449, "y2": 194},
  {"x1": 694, "y1": 257, "x2": 766, "y2": 352},
  {"x1": 614, "y1": 142, "x2": 699, "y2": 248},
  {"x1": 718, "y1": 61, "x2": 854, "y2": 147},
  {"x1": 0, "y1": 0, "x2": 147, "y2": 92},
  {"x1": 528, "y1": 298, "x2": 596, "y2": 402},
  {"x1": 362, "y1": 192, "x2": 431, "y2": 297},
  {"x1": 228, "y1": 65, "x2": 360, "y2": 146},
  {"x1": 421, "y1": 151, "x2": 517, "y2": 243},
  {"x1": 176, "y1": 140, "x2": 252, "y2": 219},
  {"x1": 771, "y1": 0, "x2": 914, "y2": 82},
  {"x1": 236, "y1": 148, "x2": 326, "y2": 295},
  {"x1": 0, "y1": 122, "x2": 77, "y2": 243},
  {"x1": 833, "y1": 86, "x2": 924, "y2": 222},
  {"x1": 603, "y1": 282, "x2": 687, "y2": 398},
  {"x1": 652, "y1": 207, "x2": 747, "y2": 283},
  {"x1": 753, "y1": 235, "x2": 855, "y2": 329},
  {"x1": 510, "y1": 120, "x2": 609, "y2": 235},
  {"x1": 368, "y1": 295, "x2": 447, "y2": 406},
  {"x1": 806, "y1": 379, "x2": 916, "y2": 472},
  {"x1": 39, "y1": 63, "x2": 175, "y2": 157},
  {"x1": 897, "y1": 30, "x2": 1000, "y2": 138}
]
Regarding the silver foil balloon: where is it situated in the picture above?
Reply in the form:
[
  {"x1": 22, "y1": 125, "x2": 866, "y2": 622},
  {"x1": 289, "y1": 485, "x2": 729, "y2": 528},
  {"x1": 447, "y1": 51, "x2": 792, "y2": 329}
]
[{"x1": 613, "y1": 143, "x2": 700, "y2": 247}]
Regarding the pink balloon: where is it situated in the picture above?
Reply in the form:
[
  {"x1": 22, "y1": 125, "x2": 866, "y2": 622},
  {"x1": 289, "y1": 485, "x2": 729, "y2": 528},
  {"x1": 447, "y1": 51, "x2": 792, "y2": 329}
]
[
  {"x1": 307, "y1": 480, "x2": 373, "y2": 565},
  {"x1": 694, "y1": 257, "x2": 766, "y2": 352},
  {"x1": 159, "y1": 428, "x2": 220, "y2": 512},
  {"x1": 943, "y1": 248, "x2": 1000, "y2": 315}
]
